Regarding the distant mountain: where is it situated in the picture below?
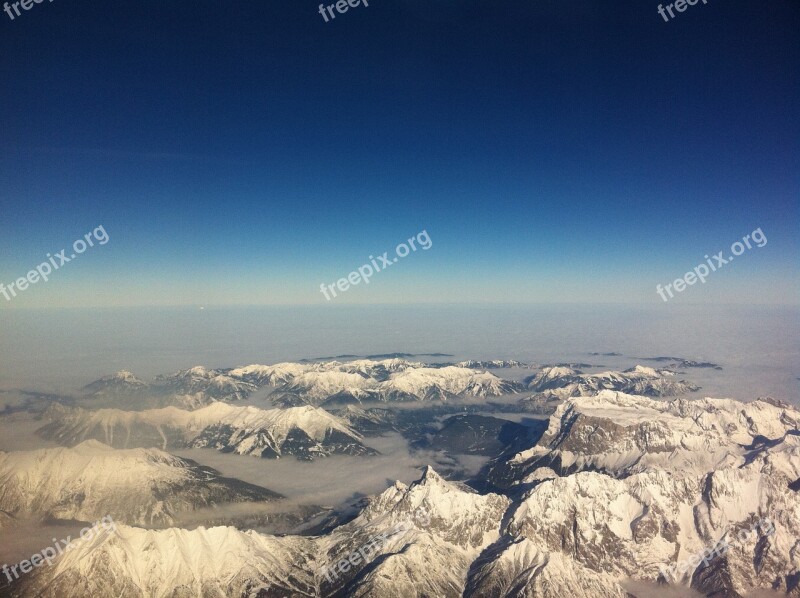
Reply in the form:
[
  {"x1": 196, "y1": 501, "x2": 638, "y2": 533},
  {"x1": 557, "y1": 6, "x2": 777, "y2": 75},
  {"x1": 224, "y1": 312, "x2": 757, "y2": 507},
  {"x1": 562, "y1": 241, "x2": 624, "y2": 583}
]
[
  {"x1": 523, "y1": 365, "x2": 699, "y2": 399},
  {"x1": 227, "y1": 362, "x2": 321, "y2": 386},
  {"x1": 0, "y1": 440, "x2": 281, "y2": 526},
  {"x1": 77, "y1": 359, "x2": 528, "y2": 410},
  {"x1": 455, "y1": 360, "x2": 531, "y2": 369},
  {"x1": 273, "y1": 365, "x2": 524, "y2": 406},
  {"x1": 82, "y1": 370, "x2": 148, "y2": 396},
  {"x1": 74, "y1": 358, "x2": 713, "y2": 414},
  {"x1": 308, "y1": 352, "x2": 454, "y2": 360},
  {"x1": 36, "y1": 403, "x2": 377, "y2": 461},
  {"x1": 524, "y1": 366, "x2": 586, "y2": 391},
  {"x1": 80, "y1": 367, "x2": 255, "y2": 409},
  {"x1": 151, "y1": 366, "x2": 258, "y2": 401},
  {"x1": 638, "y1": 356, "x2": 723, "y2": 370}
]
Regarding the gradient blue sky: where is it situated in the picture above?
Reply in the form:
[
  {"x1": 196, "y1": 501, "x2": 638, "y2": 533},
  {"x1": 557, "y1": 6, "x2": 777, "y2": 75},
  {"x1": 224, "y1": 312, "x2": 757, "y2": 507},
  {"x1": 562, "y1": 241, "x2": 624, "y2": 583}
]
[{"x1": 0, "y1": 0, "x2": 797, "y2": 307}]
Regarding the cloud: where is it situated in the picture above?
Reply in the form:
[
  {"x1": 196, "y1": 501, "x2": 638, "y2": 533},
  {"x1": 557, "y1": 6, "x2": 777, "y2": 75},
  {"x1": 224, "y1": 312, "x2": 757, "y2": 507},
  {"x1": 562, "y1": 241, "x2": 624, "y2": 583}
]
[{"x1": 172, "y1": 432, "x2": 429, "y2": 509}]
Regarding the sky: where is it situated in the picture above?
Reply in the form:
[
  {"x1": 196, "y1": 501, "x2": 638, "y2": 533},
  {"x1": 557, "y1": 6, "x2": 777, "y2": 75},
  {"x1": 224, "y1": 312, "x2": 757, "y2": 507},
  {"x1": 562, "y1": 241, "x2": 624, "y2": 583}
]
[{"x1": 0, "y1": 0, "x2": 798, "y2": 307}]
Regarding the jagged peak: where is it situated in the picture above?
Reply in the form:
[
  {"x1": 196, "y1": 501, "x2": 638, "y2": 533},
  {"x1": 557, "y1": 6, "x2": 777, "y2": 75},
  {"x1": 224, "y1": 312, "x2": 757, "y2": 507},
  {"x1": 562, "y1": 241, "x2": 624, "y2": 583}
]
[{"x1": 417, "y1": 465, "x2": 448, "y2": 486}]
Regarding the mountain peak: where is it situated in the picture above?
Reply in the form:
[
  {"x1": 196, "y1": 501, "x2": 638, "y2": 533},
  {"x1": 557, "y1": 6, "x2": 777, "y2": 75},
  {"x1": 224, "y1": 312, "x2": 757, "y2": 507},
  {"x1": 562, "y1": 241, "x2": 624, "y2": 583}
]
[
  {"x1": 112, "y1": 370, "x2": 139, "y2": 380},
  {"x1": 73, "y1": 439, "x2": 113, "y2": 451},
  {"x1": 417, "y1": 465, "x2": 448, "y2": 487},
  {"x1": 626, "y1": 365, "x2": 660, "y2": 376},
  {"x1": 185, "y1": 365, "x2": 210, "y2": 376}
]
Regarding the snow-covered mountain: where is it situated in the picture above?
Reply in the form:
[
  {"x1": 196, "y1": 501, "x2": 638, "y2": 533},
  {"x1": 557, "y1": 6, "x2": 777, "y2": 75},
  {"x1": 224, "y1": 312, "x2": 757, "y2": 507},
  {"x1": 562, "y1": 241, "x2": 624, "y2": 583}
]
[
  {"x1": 13, "y1": 466, "x2": 511, "y2": 598},
  {"x1": 79, "y1": 367, "x2": 255, "y2": 409},
  {"x1": 13, "y1": 524, "x2": 317, "y2": 598},
  {"x1": 78, "y1": 359, "x2": 525, "y2": 409},
  {"x1": 229, "y1": 358, "x2": 420, "y2": 385},
  {"x1": 0, "y1": 440, "x2": 281, "y2": 526},
  {"x1": 77, "y1": 359, "x2": 701, "y2": 414},
  {"x1": 318, "y1": 466, "x2": 512, "y2": 597},
  {"x1": 476, "y1": 391, "x2": 800, "y2": 596},
  {"x1": 152, "y1": 366, "x2": 258, "y2": 402},
  {"x1": 471, "y1": 440, "x2": 799, "y2": 596},
  {"x1": 523, "y1": 365, "x2": 699, "y2": 399},
  {"x1": 228, "y1": 361, "x2": 321, "y2": 386},
  {"x1": 36, "y1": 402, "x2": 377, "y2": 460},
  {"x1": 82, "y1": 370, "x2": 148, "y2": 396},
  {"x1": 455, "y1": 360, "x2": 531, "y2": 369},
  {"x1": 10, "y1": 392, "x2": 800, "y2": 598},
  {"x1": 490, "y1": 390, "x2": 800, "y2": 485},
  {"x1": 12, "y1": 368, "x2": 800, "y2": 598},
  {"x1": 273, "y1": 365, "x2": 523, "y2": 406},
  {"x1": 332, "y1": 358, "x2": 424, "y2": 381}
]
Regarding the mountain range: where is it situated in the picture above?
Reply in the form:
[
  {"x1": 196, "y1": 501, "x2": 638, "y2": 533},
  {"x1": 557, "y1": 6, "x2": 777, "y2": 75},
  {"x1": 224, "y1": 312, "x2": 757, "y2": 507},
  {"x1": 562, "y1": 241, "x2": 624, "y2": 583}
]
[
  {"x1": 9, "y1": 389, "x2": 798, "y2": 597},
  {"x1": 36, "y1": 402, "x2": 377, "y2": 461}
]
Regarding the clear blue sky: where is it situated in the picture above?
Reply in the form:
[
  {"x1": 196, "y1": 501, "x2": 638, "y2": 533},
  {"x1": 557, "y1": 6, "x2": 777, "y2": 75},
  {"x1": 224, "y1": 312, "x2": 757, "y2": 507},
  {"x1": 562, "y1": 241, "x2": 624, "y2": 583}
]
[{"x1": 0, "y1": 0, "x2": 797, "y2": 307}]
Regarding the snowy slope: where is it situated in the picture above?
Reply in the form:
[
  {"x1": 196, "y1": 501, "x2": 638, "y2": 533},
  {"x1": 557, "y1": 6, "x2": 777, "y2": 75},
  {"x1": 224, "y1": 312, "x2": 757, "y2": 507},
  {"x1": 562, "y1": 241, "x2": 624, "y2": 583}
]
[
  {"x1": 0, "y1": 440, "x2": 281, "y2": 525},
  {"x1": 79, "y1": 359, "x2": 526, "y2": 409},
  {"x1": 13, "y1": 391, "x2": 800, "y2": 598},
  {"x1": 152, "y1": 366, "x2": 258, "y2": 401},
  {"x1": 273, "y1": 364, "x2": 523, "y2": 405},
  {"x1": 456, "y1": 360, "x2": 531, "y2": 369},
  {"x1": 477, "y1": 391, "x2": 800, "y2": 596},
  {"x1": 469, "y1": 439, "x2": 800, "y2": 596},
  {"x1": 36, "y1": 403, "x2": 377, "y2": 460},
  {"x1": 11, "y1": 417, "x2": 800, "y2": 598},
  {"x1": 12, "y1": 466, "x2": 510, "y2": 598},
  {"x1": 524, "y1": 365, "x2": 699, "y2": 399},
  {"x1": 314, "y1": 466, "x2": 511, "y2": 597},
  {"x1": 82, "y1": 370, "x2": 148, "y2": 396},
  {"x1": 14, "y1": 524, "x2": 317, "y2": 598},
  {"x1": 491, "y1": 390, "x2": 800, "y2": 485}
]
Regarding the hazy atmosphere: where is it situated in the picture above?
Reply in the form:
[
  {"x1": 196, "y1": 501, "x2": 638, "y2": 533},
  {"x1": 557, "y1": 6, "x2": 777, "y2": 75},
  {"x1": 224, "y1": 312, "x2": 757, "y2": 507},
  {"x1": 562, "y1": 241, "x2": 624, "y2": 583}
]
[{"x1": 0, "y1": 1, "x2": 797, "y2": 597}]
